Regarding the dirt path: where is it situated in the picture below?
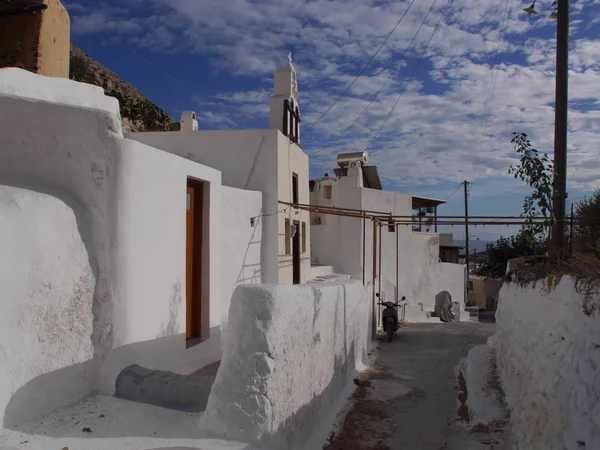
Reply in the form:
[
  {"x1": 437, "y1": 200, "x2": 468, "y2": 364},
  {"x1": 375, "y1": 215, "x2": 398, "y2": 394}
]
[{"x1": 324, "y1": 322, "x2": 507, "y2": 450}]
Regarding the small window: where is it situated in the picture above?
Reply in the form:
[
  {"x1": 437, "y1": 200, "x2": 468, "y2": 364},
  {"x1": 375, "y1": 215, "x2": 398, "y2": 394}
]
[
  {"x1": 301, "y1": 222, "x2": 306, "y2": 253},
  {"x1": 292, "y1": 173, "x2": 299, "y2": 204},
  {"x1": 388, "y1": 218, "x2": 394, "y2": 233},
  {"x1": 285, "y1": 219, "x2": 291, "y2": 255},
  {"x1": 323, "y1": 185, "x2": 332, "y2": 199}
]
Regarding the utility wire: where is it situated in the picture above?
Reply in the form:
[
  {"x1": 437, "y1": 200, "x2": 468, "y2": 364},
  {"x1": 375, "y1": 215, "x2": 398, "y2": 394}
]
[
  {"x1": 121, "y1": 42, "x2": 202, "y2": 99},
  {"x1": 301, "y1": 0, "x2": 419, "y2": 138},
  {"x1": 470, "y1": 0, "x2": 513, "y2": 180},
  {"x1": 361, "y1": 0, "x2": 452, "y2": 153},
  {"x1": 309, "y1": 0, "x2": 440, "y2": 156},
  {"x1": 430, "y1": 181, "x2": 463, "y2": 198},
  {"x1": 443, "y1": 182, "x2": 463, "y2": 200}
]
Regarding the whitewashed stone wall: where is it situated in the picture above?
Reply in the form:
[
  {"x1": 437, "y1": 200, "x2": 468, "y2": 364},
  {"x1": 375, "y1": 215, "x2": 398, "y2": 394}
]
[
  {"x1": 490, "y1": 276, "x2": 600, "y2": 450},
  {"x1": 0, "y1": 186, "x2": 95, "y2": 426},
  {"x1": 202, "y1": 280, "x2": 373, "y2": 449}
]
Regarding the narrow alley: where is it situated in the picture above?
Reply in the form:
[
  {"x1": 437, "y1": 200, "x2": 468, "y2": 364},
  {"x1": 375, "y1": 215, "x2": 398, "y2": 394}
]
[{"x1": 325, "y1": 322, "x2": 507, "y2": 450}]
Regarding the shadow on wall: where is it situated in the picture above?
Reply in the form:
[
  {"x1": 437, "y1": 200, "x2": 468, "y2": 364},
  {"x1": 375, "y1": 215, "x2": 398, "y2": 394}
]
[
  {"x1": 261, "y1": 344, "x2": 356, "y2": 450},
  {"x1": 203, "y1": 283, "x2": 371, "y2": 449},
  {"x1": 4, "y1": 327, "x2": 222, "y2": 431},
  {"x1": 3, "y1": 358, "x2": 95, "y2": 428},
  {"x1": 159, "y1": 280, "x2": 183, "y2": 338},
  {"x1": 236, "y1": 215, "x2": 262, "y2": 285},
  {"x1": 0, "y1": 184, "x2": 105, "y2": 429}
]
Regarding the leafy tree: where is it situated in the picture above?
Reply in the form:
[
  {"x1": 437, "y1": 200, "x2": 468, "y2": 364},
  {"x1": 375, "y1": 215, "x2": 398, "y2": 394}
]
[
  {"x1": 477, "y1": 231, "x2": 546, "y2": 278},
  {"x1": 508, "y1": 132, "x2": 554, "y2": 236},
  {"x1": 477, "y1": 133, "x2": 553, "y2": 277},
  {"x1": 574, "y1": 189, "x2": 600, "y2": 258}
]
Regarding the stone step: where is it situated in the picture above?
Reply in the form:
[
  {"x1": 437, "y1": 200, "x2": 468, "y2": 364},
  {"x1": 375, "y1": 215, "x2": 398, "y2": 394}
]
[{"x1": 310, "y1": 265, "x2": 335, "y2": 278}]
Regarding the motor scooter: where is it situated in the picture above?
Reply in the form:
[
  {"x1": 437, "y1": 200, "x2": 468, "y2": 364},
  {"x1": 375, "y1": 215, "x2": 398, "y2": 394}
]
[{"x1": 376, "y1": 293, "x2": 406, "y2": 342}]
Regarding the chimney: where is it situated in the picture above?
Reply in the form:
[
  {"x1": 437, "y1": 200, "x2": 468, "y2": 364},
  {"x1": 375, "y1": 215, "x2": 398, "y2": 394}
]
[{"x1": 180, "y1": 111, "x2": 198, "y2": 131}]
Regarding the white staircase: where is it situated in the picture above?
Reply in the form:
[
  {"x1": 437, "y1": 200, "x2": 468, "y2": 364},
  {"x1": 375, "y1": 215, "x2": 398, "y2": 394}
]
[{"x1": 309, "y1": 265, "x2": 352, "y2": 283}]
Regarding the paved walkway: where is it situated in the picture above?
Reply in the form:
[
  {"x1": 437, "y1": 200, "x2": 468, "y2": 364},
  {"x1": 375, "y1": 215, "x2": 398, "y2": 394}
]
[{"x1": 324, "y1": 322, "x2": 506, "y2": 450}]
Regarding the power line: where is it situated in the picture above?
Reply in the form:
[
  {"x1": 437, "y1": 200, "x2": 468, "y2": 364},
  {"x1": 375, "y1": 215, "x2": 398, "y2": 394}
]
[
  {"x1": 301, "y1": 0, "x2": 419, "y2": 138},
  {"x1": 430, "y1": 181, "x2": 463, "y2": 199},
  {"x1": 444, "y1": 182, "x2": 463, "y2": 200},
  {"x1": 121, "y1": 42, "x2": 202, "y2": 99},
  {"x1": 362, "y1": 0, "x2": 452, "y2": 153},
  {"x1": 309, "y1": 0, "x2": 441, "y2": 157},
  {"x1": 470, "y1": 0, "x2": 513, "y2": 180}
]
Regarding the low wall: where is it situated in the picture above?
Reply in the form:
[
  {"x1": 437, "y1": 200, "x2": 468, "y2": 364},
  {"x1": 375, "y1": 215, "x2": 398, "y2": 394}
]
[
  {"x1": 491, "y1": 276, "x2": 600, "y2": 449},
  {"x1": 201, "y1": 280, "x2": 373, "y2": 449},
  {"x1": 0, "y1": 186, "x2": 95, "y2": 426}
]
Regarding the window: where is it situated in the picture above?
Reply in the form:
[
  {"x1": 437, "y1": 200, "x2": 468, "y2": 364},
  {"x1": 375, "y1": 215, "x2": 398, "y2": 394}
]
[
  {"x1": 323, "y1": 185, "x2": 332, "y2": 199},
  {"x1": 285, "y1": 219, "x2": 291, "y2": 255},
  {"x1": 292, "y1": 172, "x2": 299, "y2": 204},
  {"x1": 388, "y1": 218, "x2": 394, "y2": 233},
  {"x1": 301, "y1": 222, "x2": 306, "y2": 253}
]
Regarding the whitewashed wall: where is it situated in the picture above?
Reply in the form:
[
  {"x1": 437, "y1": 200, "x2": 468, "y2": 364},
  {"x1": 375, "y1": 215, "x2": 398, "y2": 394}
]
[
  {"x1": 129, "y1": 130, "x2": 311, "y2": 285},
  {"x1": 0, "y1": 186, "x2": 95, "y2": 426},
  {"x1": 0, "y1": 69, "x2": 224, "y2": 423},
  {"x1": 276, "y1": 132, "x2": 311, "y2": 284},
  {"x1": 202, "y1": 281, "x2": 374, "y2": 449},
  {"x1": 310, "y1": 171, "x2": 465, "y2": 320},
  {"x1": 220, "y1": 186, "x2": 263, "y2": 340},
  {"x1": 490, "y1": 276, "x2": 600, "y2": 450},
  {"x1": 100, "y1": 138, "x2": 223, "y2": 392}
]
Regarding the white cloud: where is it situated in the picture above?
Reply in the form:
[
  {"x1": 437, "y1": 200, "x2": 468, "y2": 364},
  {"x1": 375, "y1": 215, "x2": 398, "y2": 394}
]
[{"x1": 67, "y1": 0, "x2": 600, "y2": 197}]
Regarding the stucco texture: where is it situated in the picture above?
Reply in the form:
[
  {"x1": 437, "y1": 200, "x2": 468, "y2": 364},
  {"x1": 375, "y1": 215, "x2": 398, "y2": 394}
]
[
  {"x1": 491, "y1": 276, "x2": 600, "y2": 449},
  {"x1": 0, "y1": 69, "x2": 227, "y2": 421},
  {"x1": 0, "y1": 186, "x2": 95, "y2": 426},
  {"x1": 202, "y1": 281, "x2": 373, "y2": 449}
]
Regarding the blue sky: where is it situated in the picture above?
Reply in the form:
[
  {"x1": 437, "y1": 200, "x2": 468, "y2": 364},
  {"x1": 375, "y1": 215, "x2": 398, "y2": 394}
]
[{"x1": 66, "y1": 0, "x2": 600, "y2": 241}]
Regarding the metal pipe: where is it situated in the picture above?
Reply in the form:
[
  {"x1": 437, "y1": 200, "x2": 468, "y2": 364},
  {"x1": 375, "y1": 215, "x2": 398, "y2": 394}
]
[
  {"x1": 362, "y1": 213, "x2": 366, "y2": 285},
  {"x1": 378, "y1": 221, "x2": 382, "y2": 328},
  {"x1": 372, "y1": 219, "x2": 377, "y2": 340},
  {"x1": 395, "y1": 223, "x2": 399, "y2": 303},
  {"x1": 279, "y1": 201, "x2": 392, "y2": 216}
]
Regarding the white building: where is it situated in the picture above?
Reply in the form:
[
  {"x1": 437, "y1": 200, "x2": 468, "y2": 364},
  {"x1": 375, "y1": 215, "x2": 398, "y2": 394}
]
[
  {"x1": 309, "y1": 153, "x2": 468, "y2": 322},
  {"x1": 0, "y1": 66, "x2": 266, "y2": 426},
  {"x1": 129, "y1": 54, "x2": 310, "y2": 286},
  {"x1": 0, "y1": 54, "x2": 312, "y2": 426}
]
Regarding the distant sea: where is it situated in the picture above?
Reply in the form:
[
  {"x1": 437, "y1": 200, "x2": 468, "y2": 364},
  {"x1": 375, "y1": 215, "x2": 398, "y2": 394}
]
[{"x1": 453, "y1": 239, "x2": 495, "y2": 253}]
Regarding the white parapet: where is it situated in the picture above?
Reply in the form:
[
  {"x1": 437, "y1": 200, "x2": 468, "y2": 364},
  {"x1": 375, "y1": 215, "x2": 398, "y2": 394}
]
[{"x1": 201, "y1": 280, "x2": 373, "y2": 448}]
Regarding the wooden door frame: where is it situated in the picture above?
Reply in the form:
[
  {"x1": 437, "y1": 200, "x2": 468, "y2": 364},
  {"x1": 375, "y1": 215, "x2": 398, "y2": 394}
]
[
  {"x1": 292, "y1": 219, "x2": 301, "y2": 284},
  {"x1": 186, "y1": 178, "x2": 205, "y2": 343}
]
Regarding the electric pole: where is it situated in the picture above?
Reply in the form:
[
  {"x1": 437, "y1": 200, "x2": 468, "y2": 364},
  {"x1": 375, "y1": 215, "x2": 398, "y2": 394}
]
[
  {"x1": 552, "y1": 0, "x2": 569, "y2": 260},
  {"x1": 464, "y1": 180, "x2": 470, "y2": 304}
]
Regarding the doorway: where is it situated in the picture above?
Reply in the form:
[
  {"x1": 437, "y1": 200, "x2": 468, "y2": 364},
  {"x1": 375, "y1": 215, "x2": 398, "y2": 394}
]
[
  {"x1": 292, "y1": 220, "x2": 301, "y2": 284},
  {"x1": 186, "y1": 179, "x2": 203, "y2": 340}
]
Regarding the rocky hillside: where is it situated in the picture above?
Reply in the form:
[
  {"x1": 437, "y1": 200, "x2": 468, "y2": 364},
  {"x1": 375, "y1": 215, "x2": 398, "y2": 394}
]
[{"x1": 69, "y1": 44, "x2": 179, "y2": 132}]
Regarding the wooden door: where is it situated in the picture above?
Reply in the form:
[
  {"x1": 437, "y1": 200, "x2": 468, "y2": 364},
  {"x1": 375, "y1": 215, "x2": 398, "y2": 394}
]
[
  {"x1": 186, "y1": 187, "x2": 195, "y2": 338},
  {"x1": 186, "y1": 182, "x2": 203, "y2": 339}
]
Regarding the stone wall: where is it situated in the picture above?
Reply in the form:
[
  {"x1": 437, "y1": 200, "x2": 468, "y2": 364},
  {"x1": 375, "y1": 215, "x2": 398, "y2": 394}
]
[
  {"x1": 202, "y1": 281, "x2": 373, "y2": 449},
  {"x1": 491, "y1": 276, "x2": 600, "y2": 449}
]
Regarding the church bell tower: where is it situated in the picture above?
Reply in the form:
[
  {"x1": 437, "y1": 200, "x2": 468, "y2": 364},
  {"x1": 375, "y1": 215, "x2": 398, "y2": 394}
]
[{"x1": 270, "y1": 53, "x2": 301, "y2": 144}]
